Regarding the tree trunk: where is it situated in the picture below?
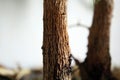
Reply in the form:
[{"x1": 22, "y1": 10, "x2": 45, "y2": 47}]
[
  {"x1": 80, "y1": 0, "x2": 115, "y2": 80},
  {"x1": 42, "y1": 0, "x2": 71, "y2": 80}
]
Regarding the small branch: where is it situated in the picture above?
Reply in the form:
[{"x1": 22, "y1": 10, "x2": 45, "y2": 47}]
[
  {"x1": 71, "y1": 54, "x2": 81, "y2": 66},
  {"x1": 69, "y1": 22, "x2": 90, "y2": 29},
  {"x1": 72, "y1": 67, "x2": 79, "y2": 74}
]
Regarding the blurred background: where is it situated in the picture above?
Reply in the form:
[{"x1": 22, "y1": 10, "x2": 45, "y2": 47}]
[{"x1": 0, "y1": 0, "x2": 120, "y2": 69}]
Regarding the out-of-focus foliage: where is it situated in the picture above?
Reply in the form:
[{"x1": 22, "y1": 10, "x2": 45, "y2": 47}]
[
  {"x1": 78, "y1": 0, "x2": 94, "y2": 10},
  {"x1": 0, "y1": 65, "x2": 120, "y2": 80},
  {"x1": 0, "y1": 65, "x2": 43, "y2": 80},
  {"x1": 93, "y1": 0, "x2": 101, "y2": 4}
]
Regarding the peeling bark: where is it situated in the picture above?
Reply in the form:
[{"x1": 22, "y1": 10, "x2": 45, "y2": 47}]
[{"x1": 43, "y1": 0, "x2": 71, "y2": 80}]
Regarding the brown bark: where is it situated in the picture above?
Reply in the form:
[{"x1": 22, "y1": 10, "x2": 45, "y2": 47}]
[
  {"x1": 42, "y1": 0, "x2": 71, "y2": 80},
  {"x1": 77, "y1": 0, "x2": 115, "y2": 80}
]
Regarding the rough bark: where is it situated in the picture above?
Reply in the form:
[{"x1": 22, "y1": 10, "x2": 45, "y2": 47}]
[
  {"x1": 79, "y1": 0, "x2": 115, "y2": 80},
  {"x1": 42, "y1": 0, "x2": 71, "y2": 80}
]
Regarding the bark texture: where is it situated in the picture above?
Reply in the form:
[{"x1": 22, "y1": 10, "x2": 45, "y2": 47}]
[
  {"x1": 43, "y1": 0, "x2": 71, "y2": 80},
  {"x1": 79, "y1": 0, "x2": 115, "y2": 80}
]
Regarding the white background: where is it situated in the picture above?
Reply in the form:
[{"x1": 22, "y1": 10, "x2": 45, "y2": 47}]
[{"x1": 0, "y1": 0, "x2": 120, "y2": 68}]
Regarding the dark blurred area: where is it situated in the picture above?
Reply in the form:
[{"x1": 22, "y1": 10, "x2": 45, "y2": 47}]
[{"x1": 0, "y1": 61, "x2": 120, "y2": 80}]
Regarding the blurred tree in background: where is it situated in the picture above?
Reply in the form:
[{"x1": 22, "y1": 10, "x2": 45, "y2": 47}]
[{"x1": 73, "y1": 0, "x2": 118, "y2": 80}]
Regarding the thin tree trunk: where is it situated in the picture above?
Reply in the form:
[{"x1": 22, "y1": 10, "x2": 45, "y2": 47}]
[
  {"x1": 42, "y1": 0, "x2": 71, "y2": 80},
  {"x1": 76, "y1": 0, "x2": 115, "y2": 80}
]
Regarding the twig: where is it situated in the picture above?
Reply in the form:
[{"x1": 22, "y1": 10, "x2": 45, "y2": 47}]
[
  {"x1": 69, "y1": 22, "x2": 90, "y2": 29},
  {"x1": 71, "y1": 54, "x2": 81, "y2": 66}
]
